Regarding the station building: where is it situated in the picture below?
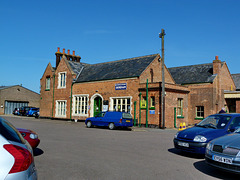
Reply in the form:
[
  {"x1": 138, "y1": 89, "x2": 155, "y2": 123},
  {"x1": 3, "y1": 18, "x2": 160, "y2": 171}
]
[{"x1": 40, "y1": 48, "x2": 237, "y2": 128}]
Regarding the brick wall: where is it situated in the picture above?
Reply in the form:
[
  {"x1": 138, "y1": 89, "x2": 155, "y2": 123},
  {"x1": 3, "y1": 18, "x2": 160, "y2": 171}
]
[{"x1": 40, "y1": 63, "x2": 54, "y2": 117}]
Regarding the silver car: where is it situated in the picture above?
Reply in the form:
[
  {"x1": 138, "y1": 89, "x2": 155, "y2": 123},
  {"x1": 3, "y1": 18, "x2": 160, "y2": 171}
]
[
  {"x1": 0, "y1": 117, "x2": 37, "y2": 179},
  {"x1": 205, "y1": 128, "x2": 240, "y2": 174}
]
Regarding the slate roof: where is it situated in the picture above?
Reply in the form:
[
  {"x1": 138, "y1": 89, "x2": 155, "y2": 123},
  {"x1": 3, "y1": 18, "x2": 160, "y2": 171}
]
[
  {"x1": 0, "y1": 86, "x2": 11, "y2": 90},
  {"x1": 232, "y1": 74, "x2": 240, "y2": 90},
  {"x1": 76, "y1": 54, "x2": 158, "y2": 83},
  {"x1": 67, "y1": 61, "x2": 84, "y2": 75},
  {"x1": 168, "y1": 63, "x2": 217, "y2": 85}
]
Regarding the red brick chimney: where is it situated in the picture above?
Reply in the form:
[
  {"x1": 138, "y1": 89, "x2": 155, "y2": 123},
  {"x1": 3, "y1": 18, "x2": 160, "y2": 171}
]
[
  {"x1": 55, "y1": 47, "x2": 81, "y2": 67},
  {"x1": 55, "y1": 47, "x2": 61, "y2": 67},
  {"x1": 213, "y1": 56, "x2": 221, "y2": 75}
]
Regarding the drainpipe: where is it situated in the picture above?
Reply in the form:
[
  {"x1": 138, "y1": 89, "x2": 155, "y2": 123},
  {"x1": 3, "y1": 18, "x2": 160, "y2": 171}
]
[
  {"x1": 146, "y1": 79, "x2": 148, "y2": 128},
  {"x1": 139, "y1": 92, "x2": 142, "y2": 127},
  {"x1": 174, "y1": 107, "x2": 177, "y2": 128},
  {"x1": 134, "y1": 101, "x2": 136, "y2": 126},
  {"x1": 70, "y1": 82, "x2": 73, "y2": 121},
  {"x1": 52, "y1": 74, "x2": 55, "y2": 118}
]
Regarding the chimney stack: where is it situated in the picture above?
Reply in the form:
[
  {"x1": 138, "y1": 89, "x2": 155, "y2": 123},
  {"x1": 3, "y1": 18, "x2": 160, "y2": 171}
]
[
  {"x1": 55, "y1": 47, "x2": 81, "y2": 66},
  {"x1": 213, "y1": 55, "x2": 221, "y2": 75}
]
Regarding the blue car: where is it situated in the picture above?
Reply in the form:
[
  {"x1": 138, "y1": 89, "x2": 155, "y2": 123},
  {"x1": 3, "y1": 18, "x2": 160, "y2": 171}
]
[
  {"x1": 26, "y1": 108, "x2": 39, "y2": 116},
  {"x1": 173, "y1": 113, "x2": 240, "y2": 154},
  {"x1": 85, "y1": 111, "x2": 133, "y2": 130}
]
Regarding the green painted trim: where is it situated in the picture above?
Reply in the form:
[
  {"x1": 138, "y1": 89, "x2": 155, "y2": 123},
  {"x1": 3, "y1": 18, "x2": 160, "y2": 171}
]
[
  {"x1": 70, "y1": 83, "x2": 73, "y2": 120},
  {"x1": 139, "y1": 93, "x2": 142, "y2": 127},
  {"x1": 174, "y1": 107, "x2": 177, "y2": 128},
  {"x1": 52, "y1": 75, "x2": 55, "y2": 118},
  {"x1": 149, "y1": 107, "x2": 155, "y2": 110},
  {"x1": 195, "y1": 117, "x2": 204, "y2": 120},
  {"x1": 177, "y1": 116, "x2": 184, "y2": 119},
  {"x1": 146, "y1": 79, "x2": 148, "y2": 128},
  {"x1": 134, "y1": 101, "x2": 136, "y2": 127},
  {"x1": 45, "y1": 89, "x2": 50, "y2": 91}
]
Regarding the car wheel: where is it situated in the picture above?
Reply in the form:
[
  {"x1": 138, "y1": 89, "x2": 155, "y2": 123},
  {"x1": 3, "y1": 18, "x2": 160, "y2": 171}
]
[
  {"x1": 86, "y1": 121, "x2": 92, "y2": 128},
  {"x1": 109, "y1": 123, "x2": 115, "y2": 130}
]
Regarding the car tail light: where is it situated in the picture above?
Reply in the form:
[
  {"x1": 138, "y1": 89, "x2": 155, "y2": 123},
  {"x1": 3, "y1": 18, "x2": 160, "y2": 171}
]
[
  {"x1": 4, "y1": 144, "x2": 33, "y2": 174},
  {"x1": 119, "y1": 119, "x2": 122, "y2": 123}
]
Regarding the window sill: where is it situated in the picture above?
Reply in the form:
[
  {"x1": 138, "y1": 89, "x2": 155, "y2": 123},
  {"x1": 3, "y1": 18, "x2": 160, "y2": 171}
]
[
  {"x1": 45, "y1": 89, "x2": 50, "y2": 91},
  {"x1": 195, "y1": 117, "x2": 204, "y2": 120},
  {"x1": 149, "y1": 107, "x2": 155, "y2": 110},
  {"x1": 177, "y1": 116, "x2": 184, "y2": 119}
]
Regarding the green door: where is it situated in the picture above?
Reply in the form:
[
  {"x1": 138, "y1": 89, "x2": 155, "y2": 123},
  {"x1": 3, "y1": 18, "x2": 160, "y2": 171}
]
[{"x1": 94, "y1": 97, "x2": 102, "y2": 117}]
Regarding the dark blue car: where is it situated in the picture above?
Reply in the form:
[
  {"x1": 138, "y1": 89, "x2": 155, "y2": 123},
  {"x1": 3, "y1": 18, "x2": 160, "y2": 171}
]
[
  {"x1": 85, "y1": 111, "x2": 133, "y2": 130},
  {"x1": 174, "y1": 113, "x2": 240, "y2": 154},
  {"x1": 26, "y1": 108, "x2": 39, "y2": 116}
]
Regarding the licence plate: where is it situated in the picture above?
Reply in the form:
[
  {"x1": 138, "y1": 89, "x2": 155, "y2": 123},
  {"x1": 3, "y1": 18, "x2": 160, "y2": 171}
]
[
  {"x1": 178, "y1": 141, "x2": 189, "y2": 147},
  {"x1": 126, "y1": 120, "x2": 131, "y2": 122},
  {"x1": 212, "y1": 155, "x2": 233, "y2": 164}
]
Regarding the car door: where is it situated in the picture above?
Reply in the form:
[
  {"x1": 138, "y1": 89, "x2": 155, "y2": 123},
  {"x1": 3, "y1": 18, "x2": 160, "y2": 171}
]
[{"x1": 94, "y1": 112, "x2": 106, "y2": 126}]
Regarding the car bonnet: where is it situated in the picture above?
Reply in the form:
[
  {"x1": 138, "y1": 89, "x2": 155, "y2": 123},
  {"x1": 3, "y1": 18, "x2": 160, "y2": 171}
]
[
  {"x1": 178, "y1": 126, "x2": 224, "y2": 140},
  {"x1": 212, "y1": 133, "x2": 240, "y2": 148}
]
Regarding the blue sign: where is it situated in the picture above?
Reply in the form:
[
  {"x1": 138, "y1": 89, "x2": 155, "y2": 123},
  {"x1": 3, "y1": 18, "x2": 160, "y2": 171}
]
[
  {"x1": 115, "y1": 83, "x2": 127, "y2": 90},
  {"x1": 149, "y1": 110, "x2": 155, "y2": 114}
]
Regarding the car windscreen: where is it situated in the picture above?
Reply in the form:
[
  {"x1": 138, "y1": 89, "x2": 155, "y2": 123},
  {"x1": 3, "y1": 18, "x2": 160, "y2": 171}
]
[
  {"x1": 0, "y1": 117, "x2": 25, "y2": 144},
  {"x1": 122, "y1": 113, "x2": 132, "y2": 119},
  {"x1": 196, "y1": 115, "x2": 231, "y2": 129}
]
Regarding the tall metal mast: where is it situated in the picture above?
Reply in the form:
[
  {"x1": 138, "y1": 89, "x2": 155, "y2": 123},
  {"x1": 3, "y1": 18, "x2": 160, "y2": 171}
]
[{"x1": 159, "y1": 29, "x2": 166, "y2": 129}]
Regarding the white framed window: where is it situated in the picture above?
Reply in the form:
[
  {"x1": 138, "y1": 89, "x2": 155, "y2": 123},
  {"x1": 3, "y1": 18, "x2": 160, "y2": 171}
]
[
  {"x1": 72, "y1": 95, "x2": 89, "y2": 116},
  {"x1": 110, "y1": 97, "x2": 132, "y2": 113},
  {"x1": 58, "y1": 72, "x2": 66, "y2": 88},
  {"x1": 46, "y1": 77, "x2": 50, "y2": 90},
  {"x1": 196, "y1": 106, "x2": 204, "y2": 118},
  {"x1": 56, "y1": 100, "x2": 67, "y2": 117},
  {"x1": 177, "y1": 98, "x2": 183, "y2": 117}
]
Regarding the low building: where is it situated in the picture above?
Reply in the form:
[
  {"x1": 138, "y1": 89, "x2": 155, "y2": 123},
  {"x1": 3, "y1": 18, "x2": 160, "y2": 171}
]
[
  {"x1": 0, "y1": 85, "x2": 40, "y2": 115},
  {"x1": 40, "y1": 48, "x2": 237, "y2": 128}
]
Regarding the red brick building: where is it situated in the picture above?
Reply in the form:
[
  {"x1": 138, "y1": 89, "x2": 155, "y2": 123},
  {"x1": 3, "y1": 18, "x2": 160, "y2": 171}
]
[{"x1": 40, "y1": 48, "x2": 237, "y2": 128}]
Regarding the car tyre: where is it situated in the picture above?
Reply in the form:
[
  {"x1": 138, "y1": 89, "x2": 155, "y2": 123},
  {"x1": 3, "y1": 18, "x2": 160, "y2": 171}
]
[
  {"x1": 86, "y1": 121, "x2": 92, "y2": 128},
  {"x1": 109, "y1": 123, "x2": 115, "y2": 130}
]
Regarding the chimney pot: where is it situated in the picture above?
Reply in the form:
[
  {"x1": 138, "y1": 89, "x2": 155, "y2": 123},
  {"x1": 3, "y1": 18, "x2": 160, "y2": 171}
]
[
  {"x1": 63, "y1": 48, "x2": 65, "y2": 54},
  {"x1": 73, "y1": 51, "x2": 75, "y2": 56},
  {"x1": 215, "y1": 56, "x2": 219, "y2": 60},
  {"x1": 67, "y1": 49, "x2": 70, "y2": 54},
  {"x1": 57, "y1": 47, "x2": 60, "y2": 52}
]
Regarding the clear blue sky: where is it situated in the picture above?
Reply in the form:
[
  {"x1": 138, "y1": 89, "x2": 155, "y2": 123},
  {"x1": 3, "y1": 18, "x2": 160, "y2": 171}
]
[{"x1": 1, "y1": 0, "x2": 240, "y2": 93}]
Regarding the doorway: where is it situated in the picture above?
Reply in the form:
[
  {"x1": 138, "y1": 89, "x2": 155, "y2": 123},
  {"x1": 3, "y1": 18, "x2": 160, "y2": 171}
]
[{"x1": 93, "y1": 96, "x2": 102, "y2": 117}]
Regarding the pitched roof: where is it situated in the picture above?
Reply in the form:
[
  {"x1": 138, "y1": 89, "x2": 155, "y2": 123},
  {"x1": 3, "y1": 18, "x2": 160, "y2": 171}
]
[
  {"x1": 76, "y1": 54, "x2": 158, "y2": 83},
  {"x1": 0, "y1": 86, "x2": 11, "y2": 90},
  {"x1": 232, "y1": 74, "x2": 240, "y2": 90},
  {"x1": 168, "y1": 63, "x2": 217, "y2": 85},
  {"x1": 67, "y1": 61, "x2": 84, "y2": 75}
]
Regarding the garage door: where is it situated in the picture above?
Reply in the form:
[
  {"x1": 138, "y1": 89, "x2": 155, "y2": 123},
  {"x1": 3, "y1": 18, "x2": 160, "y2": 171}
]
[{"x1": 4, "y1": 101, "x2": 28, "y2": 114}]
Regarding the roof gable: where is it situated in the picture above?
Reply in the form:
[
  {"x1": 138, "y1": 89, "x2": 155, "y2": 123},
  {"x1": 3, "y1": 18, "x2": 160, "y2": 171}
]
[
  {"x1": 76, "y1": 54, "x2": 158, "y2": 83},
  {"x1": 168, "y1": 63, "x2": 216, "y2": 85}
]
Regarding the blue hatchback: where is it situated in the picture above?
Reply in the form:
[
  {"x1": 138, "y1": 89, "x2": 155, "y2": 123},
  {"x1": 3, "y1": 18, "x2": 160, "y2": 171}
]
[
  {"x1": 173, "y1": 113, "x2": 240, "y2": 154},
  {"x1": 85, "y1": 111, "x2": 133, "y2": 130}
]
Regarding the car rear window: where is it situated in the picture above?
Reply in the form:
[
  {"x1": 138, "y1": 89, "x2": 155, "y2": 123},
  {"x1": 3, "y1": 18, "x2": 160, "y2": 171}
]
[
  {"x1": 0, "y1": 117, "x2": 25, "y2": 144},
  {"x1": 122, "y1": 113, "x2": 132, "y2": 119}
]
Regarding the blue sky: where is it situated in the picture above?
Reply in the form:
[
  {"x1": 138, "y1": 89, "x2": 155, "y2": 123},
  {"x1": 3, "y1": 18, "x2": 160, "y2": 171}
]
[{"x1": 1, "y1": 0, "x2": 240, "y2": 93}]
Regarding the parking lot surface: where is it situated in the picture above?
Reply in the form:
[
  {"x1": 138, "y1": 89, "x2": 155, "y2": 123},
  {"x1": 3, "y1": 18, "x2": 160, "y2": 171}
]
[{"x1": 1, "y1": 115, "x2": 239, "y2": 180}]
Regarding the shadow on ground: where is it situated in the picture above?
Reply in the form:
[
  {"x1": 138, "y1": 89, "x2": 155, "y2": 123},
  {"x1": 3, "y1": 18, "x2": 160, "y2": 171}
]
[{"x1": 33, "y1": 148, "x2": 44, "y2": 157}]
